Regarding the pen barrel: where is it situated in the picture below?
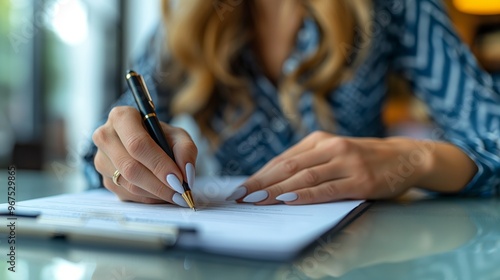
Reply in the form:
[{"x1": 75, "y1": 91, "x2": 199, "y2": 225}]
[
  {"x1": 144, "y1": 116, "x2": 175, "y2": 160},
  {"x1": 126, "y1": 75, "x2": 155, "y2": 116}
]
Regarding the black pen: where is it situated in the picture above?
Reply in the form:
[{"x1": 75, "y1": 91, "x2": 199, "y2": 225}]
[{"x1": 126, "y1": 70, "x2": 196, "y2": 211}]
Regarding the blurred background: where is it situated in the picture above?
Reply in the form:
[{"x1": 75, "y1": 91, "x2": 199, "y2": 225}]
[
  {"x1": 0, "y1": 0, "x2": 499, "y2": 188},
  {"x1": 0, "y1": 0, "x2": 162, "y2": 187}
]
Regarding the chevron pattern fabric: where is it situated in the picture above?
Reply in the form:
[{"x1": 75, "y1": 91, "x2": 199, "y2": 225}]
[{"x1": 390, "y1": 0, "x2": 500, "y2": 195}]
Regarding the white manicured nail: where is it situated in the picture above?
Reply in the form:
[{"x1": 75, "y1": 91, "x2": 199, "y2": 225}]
[
  {"x1": 226, "y1": 186, "x2": 247, "y2": 201},
  {"x1": 276, "y1": 192, "x2": 298, "y2": 202},
  {"x1": 185, "y1": 163, "x2": 195, "y2": 188},
  {"x1": 166, "y1": 174, "x2": 184, "y2": 194},
  {"x1": 243, "y1": 190, "x2": 269, "y2": 203},
  {"x1": 172, "y1": 193, "x2": 189, "y2": 208}
]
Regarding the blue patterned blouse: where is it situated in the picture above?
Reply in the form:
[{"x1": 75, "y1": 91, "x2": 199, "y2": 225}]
[{"x1": 83, "y1": 0, "x2": 500, "y2": 196}]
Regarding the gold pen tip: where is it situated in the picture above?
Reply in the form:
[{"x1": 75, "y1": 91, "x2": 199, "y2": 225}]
[{"x1": 182, "y1": 191, "x2": 196, "y2": 210}]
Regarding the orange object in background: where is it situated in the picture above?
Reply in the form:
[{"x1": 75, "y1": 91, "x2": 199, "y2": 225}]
[{"x1": 453, "y1": 0, "x2": 500, "y2": 15}]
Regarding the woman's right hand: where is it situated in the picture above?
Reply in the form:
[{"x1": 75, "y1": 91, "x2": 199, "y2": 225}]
[{"x1": 92, "y1": 106, "x2": 198, "y2": 206}]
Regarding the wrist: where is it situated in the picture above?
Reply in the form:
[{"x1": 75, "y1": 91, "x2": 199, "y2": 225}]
[
  {"x1": 413, "y1": 140, "x2": 440, "y2": 188},
  {"x1": 415, "y1": 141, "x2": 477, "y2": 193},
  {"x1": 384, "y1": 137, "x2": 435, "y2": 188}
]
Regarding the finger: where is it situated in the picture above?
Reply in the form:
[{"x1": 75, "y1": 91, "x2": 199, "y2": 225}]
[
  {"x1": 94, "y1": 149, "x2": 113, "y2": 178},
  {"x1": 246, "y1": 160, "x2": 350, "y2": 205},
  {"x1": 109, "y1": 106, "x2": 185, "y2": 191},
  {"x1": 251, "y1": 131, "x2": 328, "y2": 178},
  {"x1": 284, "y1": 178, "x2": 357, "y2": 205},
  {"x1": 102, "y1": 177, "x2": 165, "y2": 204},
  {"x1": 160, "y1": 123, "x2": 198, "y2": 187},
  {"x1": 240, "y1": 151, "x2": 334, "y2": 202},
  {"x1": 93, "y1": 122, "x2": 175, "y2": 202},
  {"x1": 104, "y1": 177, "x2": 191, "y2": 208},
  {"x1": 111, "y1": 107, "x2": 182, "y2": 181},
  {"x1": 237, "y1": 132, "x2": 334, "y2": 200},
  {"x1": 95, "y1": 150, "x2": 166, "y2": 200}
]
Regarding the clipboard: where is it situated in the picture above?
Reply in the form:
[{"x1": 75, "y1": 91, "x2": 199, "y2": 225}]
[
  {"x1": 0, "y1": 203, "x2": 369, "y2": 260},
  {"x1": 0, "y1": 184, "x2": 367, "y2": 260},
  {"x1": 0, "y1": 209, "x2": 196, "y2": 251}
]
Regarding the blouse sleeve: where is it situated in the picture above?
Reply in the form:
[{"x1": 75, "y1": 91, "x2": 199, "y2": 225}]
[
  {"x1": 389, "y1": 0, "x2": 500, "y2": 196},
  {"x1": 81, "y1": 26, "x2": 174, "y2": 189}
]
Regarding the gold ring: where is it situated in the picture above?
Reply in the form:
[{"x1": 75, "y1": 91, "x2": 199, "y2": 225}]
[{"x1": 112, "y1": 169, "x2": 122, "y2": 187}]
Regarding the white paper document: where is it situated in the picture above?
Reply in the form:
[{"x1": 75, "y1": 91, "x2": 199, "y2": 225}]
[{"x1": 10, "y1": 176, "x2": 364, "y2": 259}]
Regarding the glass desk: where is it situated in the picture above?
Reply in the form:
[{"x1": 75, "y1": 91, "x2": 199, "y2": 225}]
[{"x1": 1, "y1": 171, "x2": 499, "y2": 280}]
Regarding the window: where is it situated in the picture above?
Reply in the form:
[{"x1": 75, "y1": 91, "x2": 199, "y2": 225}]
[{"x1": 1, "y1": 0, "x2": 161, "y2": 182}]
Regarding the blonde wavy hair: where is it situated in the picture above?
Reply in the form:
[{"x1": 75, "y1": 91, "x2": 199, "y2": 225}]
[{"x1": 161, "y1": 0, "x2": 372, "y2": 147}]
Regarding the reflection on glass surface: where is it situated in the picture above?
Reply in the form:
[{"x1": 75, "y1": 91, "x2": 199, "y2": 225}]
[
  {"x1": 41, "y1": 258, "x2": 90, "y2": 280},
  {"x1": 1, "y1": 198, "x2": 499, "y2": 280},
  {"x1": 292, "y1": 199, "x2": 500, "y2": 280}
]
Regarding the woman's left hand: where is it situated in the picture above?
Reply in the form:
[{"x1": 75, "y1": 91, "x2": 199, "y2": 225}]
[{"x1": 231, "y1": 131, "x2": 434, "y2": 204}]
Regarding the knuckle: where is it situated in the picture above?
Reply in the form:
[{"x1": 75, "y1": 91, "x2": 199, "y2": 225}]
[
  {"x1": 109, "y1": 106, "x2": 132, "y2": 121},
  {"x1": 282, "y1": 158, "x2": 299, "y2": 175},
  {"x1": 183, "y1": 141, "x2": 198, "y2": 156},
  {"x1": 323, "y1": 137, "x2": 339, "y2": 150},
  {"x1": 93, "y1": 152, "x2": 105, "y2": 174},
  {"x1": 119, "y1": 159, "x2": 141, "y2": 183},
  {"x1": 253, "y1": 178, "x2": 263, "y2": 190},
  {"x1": 331, "y1": 137, "x2": 351, "y2": 152},
  {"x1": 324, "y1": 182, "x2": 340, "y2": 198},
  {"x1": 149, "y1": 156, "x2": 166, "y2": 179},
  {"x1": 271, "y1": 184, "x2": 285, "y2": 196},
  {"x1": 302, "y1": 168, "x2": 320, "y2": 185},
  {"x1": 309, "y1": 131, "x2": 328, "y2": 142},
  {"x1": 271, "y1": 156, "x2": 285, "y2": 166},
  {"x1": 248, "y1": 177, "x2": 263, "y2": 190},
  {"x1": 126, "y1": 135, "x2": 148, "y2": 158},
  {"x1": 175, "y1": 127, "x2": 189, "y2": 135},
  {"x1": 92, "y1": 126, "x2": 107, "y2": 146},
  {"x1": 126, "y1": 184, "x2": 144, "y2": 196},
  {"x1": 300, "y1": 189, "x2": 314, "y2": 202},
  {"x1": 169, "y1": 126, "x2": 187, "y2": 137}
]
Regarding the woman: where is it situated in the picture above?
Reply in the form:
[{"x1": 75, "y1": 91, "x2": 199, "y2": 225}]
[{"x1": 84, "y1": 0, "x2": 500, "y2": 206}]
